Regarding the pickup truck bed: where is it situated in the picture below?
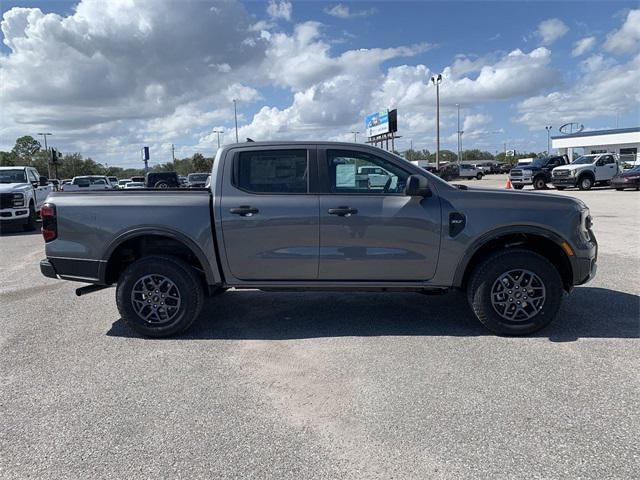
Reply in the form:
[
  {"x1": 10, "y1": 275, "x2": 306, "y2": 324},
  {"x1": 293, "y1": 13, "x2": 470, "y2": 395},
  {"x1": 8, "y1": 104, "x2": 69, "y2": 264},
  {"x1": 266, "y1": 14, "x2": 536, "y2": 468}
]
[{"x1": 40, "y1": 141, "x2": 598, "y2": 338}]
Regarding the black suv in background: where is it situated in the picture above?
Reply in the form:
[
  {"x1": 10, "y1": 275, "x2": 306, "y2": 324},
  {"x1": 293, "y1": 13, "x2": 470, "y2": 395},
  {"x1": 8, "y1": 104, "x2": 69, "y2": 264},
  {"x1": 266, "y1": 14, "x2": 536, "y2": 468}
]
[
  {"x1": 145, "y1": 172, "x2": 180, "y2": 188},
  {"x1": 509, "y1": 155, "x2": 569, "y2": 190}
]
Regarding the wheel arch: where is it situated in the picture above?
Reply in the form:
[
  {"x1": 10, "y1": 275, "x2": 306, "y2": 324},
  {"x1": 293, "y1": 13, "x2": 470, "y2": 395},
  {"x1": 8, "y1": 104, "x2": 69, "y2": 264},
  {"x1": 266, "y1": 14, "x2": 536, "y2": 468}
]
[
  {"x1": 99, "y1": 228, "x2": 219, "y2": 286},
  {"x1": 454, "y1": 226, "x2": 574, "y2": 291}
]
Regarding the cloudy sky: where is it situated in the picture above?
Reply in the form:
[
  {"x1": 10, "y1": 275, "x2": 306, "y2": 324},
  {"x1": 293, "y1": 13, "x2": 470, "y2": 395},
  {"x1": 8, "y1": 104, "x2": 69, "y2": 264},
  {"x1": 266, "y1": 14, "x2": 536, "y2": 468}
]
[{"x1": 1, "y1": 0, "x2": 639, "y2": 168}]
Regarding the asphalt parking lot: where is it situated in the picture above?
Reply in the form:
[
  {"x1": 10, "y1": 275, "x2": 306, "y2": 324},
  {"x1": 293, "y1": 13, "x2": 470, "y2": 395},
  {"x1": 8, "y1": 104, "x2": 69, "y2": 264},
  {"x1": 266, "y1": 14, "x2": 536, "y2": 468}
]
[{"x1": 1, "y1": 175, "x2": 638, "y2": 479}]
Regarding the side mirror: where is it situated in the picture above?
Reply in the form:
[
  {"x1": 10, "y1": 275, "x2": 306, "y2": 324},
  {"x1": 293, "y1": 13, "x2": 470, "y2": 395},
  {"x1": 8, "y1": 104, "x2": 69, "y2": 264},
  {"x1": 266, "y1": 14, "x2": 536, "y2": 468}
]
[
  {"x1": 39, "y1": 176, "x2": 48, "y2": 186},
  {"x1": 405, "y1": 174, "x2": 429, "y2": 197}
]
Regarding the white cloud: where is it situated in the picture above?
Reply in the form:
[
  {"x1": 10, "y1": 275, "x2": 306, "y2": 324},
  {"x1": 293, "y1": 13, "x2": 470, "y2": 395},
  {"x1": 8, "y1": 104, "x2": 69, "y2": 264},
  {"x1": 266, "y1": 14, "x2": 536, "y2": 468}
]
[
  {"x1": 604, "y1": 9, "x2": 640, "y2": 54},
  {"x1": 517, "y1": 53, "x2": 640, "y2": 128},
  {"x1": 463, "y1": 114, "x2": 492, "y2": 132},
  {"x1": 324, "y1": 4, "x2": 376, "y2": 19},
  {"x1": 266, "y1": 0, "x2": 292, "y2": 21},
  {"x1": 536, "y1": 18, "x2": 569, "y2": 45},
  {"x1": 572, "y1": 36, "x2": 596, "y2": 57}
]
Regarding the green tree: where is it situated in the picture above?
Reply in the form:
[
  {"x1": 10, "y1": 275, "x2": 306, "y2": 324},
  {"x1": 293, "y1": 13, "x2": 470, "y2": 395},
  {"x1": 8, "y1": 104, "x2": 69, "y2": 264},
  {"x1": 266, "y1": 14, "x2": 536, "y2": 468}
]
[
  {"x1": 0, "y1": 150, "x2": 18, "y2": 166},
  {"x1": 12, "y1": 135, "x2": 41, "y2": 162},
  {"x1": 191, "y1": 153, "x2": 211, "y2": 172}
]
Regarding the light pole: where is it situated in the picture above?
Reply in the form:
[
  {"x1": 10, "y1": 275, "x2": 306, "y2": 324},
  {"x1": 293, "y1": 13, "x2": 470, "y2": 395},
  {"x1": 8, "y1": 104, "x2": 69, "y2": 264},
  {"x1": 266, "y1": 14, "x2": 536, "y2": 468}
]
[
  {"x1": 545, "y1": 126, "x2": 553, "y2": 153},
  {"x1": 459, "y1": 130, "x2": 464, "y2": 162},
  {"x1": 456, "y1": 103, "x2": 461, "y2": 163},
  {"x1": 213, "y1": 129, "x2": 224, "y2": 149},
  {"x1": 37, "y1": 133, "x2": 52, "y2": 178},
  {"x1": 233, "y1": 99, "x2": 239, "y2": 143},
  {"x1": 431, "y1": 73, "x2": 442, "y2": 169},
  {"x1": 350, "y1": 131, "x2": 360, "y2": 143}
]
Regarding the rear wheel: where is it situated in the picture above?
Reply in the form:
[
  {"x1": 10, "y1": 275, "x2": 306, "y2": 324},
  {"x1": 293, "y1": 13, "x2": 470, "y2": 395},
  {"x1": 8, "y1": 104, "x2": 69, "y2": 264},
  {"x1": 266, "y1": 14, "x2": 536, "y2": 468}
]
[
  {"x1": 116, "y1": 255, "x2": 204, "y2": 337},
  {"x1": 467, "y1": 249, "x2": 563, "y2": 335},
  {"x1": 154, "y1": 180, "x2": 170, "y2": 188},
  {"x1": 533, "y1": 177, "x2": 546, "y2": 190},
  {"x1": 23, "y1": 202, "x2": 37, "y2": 231},
  {"x1": 578, "y1": 176, "x2": 594, "y2": 190}
]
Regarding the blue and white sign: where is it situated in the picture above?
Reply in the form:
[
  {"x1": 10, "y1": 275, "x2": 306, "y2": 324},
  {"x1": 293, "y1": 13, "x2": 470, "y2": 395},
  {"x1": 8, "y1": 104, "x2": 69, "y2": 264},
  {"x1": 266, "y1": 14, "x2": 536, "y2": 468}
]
[{"x1": 365, "y1": 110, "x2": 390, "y2": 138}]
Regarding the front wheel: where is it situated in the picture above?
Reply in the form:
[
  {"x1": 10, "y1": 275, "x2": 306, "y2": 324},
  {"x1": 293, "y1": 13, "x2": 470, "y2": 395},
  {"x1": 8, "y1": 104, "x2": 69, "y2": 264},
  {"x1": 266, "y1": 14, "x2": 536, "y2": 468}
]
[
  {"x1": 533, "y1": 177, "x2": 546, "y2": 190},
  {"x1": 23, "y1": 202, "x2": 37, "y2": 231},
  {"x1": 467, "y1": 249, "x2": 563, "y2": 335},
  {"x1": 578, "y1": 176, "x2": 594, "y2": 190},
  {"x1": 116, "y1": 255, "x2": 204, "y2": 337},
  {"x1": 476, "y1": 173, "x2": 483, "y2": 180}
]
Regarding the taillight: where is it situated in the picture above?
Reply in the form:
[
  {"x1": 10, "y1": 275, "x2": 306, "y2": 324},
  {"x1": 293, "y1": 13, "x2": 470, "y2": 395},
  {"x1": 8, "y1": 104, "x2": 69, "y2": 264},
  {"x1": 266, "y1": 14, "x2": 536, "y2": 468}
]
[{"x1": 41, "y1": 203, "x2": 57, "y2": 242}]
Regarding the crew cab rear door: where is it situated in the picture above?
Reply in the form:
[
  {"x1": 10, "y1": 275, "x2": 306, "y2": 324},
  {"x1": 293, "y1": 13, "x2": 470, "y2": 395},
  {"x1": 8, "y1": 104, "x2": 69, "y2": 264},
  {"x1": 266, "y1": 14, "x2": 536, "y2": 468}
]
[
  {"x1": 316, "y1": 147, "x2": 441, "y2": 281},
  {"x1": 218, "y1": 146, "x2": 319, "y2": 280}
]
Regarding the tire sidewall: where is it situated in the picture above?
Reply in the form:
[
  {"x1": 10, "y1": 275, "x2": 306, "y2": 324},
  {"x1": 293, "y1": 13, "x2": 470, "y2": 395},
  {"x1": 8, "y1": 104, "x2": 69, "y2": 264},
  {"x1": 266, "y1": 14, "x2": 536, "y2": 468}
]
[
  {"x1": 533, "y1": 177, "x2": 546, "y2": 190},
  {"x1": 469, "y1": 250, "x2": 563, "y2": 335},
  {"x1": 116, "y1": 256, "x2": 203, "y2": 337},
  {"x1": 23, "y1": 202, "x2": 36, "y2": 231}
]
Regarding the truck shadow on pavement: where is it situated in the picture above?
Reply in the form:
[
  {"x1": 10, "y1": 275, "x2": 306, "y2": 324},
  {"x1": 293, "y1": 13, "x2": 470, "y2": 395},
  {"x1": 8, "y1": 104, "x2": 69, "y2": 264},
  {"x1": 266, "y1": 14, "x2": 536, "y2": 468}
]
[{"x1": 108, "y1": 287, "x2": 639, "y2": 341}]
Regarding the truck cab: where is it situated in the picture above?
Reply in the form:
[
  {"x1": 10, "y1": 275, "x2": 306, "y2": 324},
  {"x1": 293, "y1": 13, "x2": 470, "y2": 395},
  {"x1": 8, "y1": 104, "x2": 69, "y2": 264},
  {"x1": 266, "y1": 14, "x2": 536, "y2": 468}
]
[
  {"x1": 551, "y1": 153, "x2": 621, "y2": 190},
  {"x1": 0, "y1": 166, "x2": 51, "y2": 230}
]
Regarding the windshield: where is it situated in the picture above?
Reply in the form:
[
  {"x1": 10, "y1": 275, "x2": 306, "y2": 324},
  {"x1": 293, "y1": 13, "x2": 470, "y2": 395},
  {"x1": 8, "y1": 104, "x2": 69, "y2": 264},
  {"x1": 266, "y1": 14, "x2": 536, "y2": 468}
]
[
  {"x1": 188, "y1": 174, "x2": 209, "y2": 181},
  {"x1": 0, "y1": 169, "x2": 27, "y2": 183},
  {"x1": 572, "y1": 155, "x2": 597, "y2": 165},
  {"x1": 529, "y1": 158, "x2": 549, "y2": 168}
]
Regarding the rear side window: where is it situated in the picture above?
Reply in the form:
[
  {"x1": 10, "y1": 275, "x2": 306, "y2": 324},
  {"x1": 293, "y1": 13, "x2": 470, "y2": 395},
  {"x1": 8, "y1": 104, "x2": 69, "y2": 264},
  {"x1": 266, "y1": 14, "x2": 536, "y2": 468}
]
[
  {"x1": 235, "y1": 149, "x2": 308, "y2": 194},
  {"x1": 74, "y1": 178, "x2": 90, "y2": 187}
]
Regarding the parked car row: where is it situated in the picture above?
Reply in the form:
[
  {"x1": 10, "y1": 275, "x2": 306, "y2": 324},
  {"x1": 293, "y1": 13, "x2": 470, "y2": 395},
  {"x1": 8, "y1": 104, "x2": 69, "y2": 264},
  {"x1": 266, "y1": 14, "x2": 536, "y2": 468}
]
[
  {"x1": 508, "y1": 152, "x2": 639, "y2": 191},
  {"x1": 54, "y1": 172, "x2": 211, "y2": 191}
]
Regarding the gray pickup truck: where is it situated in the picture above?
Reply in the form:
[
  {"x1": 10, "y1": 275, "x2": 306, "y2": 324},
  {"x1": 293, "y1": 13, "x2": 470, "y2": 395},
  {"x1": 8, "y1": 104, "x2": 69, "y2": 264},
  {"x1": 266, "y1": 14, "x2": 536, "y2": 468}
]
[{"x1": 40, "y1": 142, "x2": 597, "y2": 337}]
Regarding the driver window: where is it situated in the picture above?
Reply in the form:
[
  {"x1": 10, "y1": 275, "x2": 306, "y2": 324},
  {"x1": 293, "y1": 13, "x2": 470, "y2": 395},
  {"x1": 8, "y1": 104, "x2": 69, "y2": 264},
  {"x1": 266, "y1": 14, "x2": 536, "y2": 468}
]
[
  {"x1": 603, "y1": 155, "x2": 615, "y2": 164},
  {"x1": 28, "y1": 169, "x2": 39, "y2": 183},
  {"x1": 326, "y1": 149, "x2": 408, "y2": 194}
]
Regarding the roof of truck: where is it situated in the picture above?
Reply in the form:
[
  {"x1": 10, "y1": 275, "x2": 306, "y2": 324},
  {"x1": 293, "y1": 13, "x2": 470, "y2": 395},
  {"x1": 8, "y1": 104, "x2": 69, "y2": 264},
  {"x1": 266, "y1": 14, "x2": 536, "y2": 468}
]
[{"x1": 220, "y1": 141, "x2": 386, "y2": 150}]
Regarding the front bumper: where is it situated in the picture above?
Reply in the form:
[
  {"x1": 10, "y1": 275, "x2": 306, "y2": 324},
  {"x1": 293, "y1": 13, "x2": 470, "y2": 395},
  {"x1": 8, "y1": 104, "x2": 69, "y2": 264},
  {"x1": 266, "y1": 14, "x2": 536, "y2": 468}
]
[
  {"x1": 551, "y1": 177, "x2": 577, "y2": 187},
  {"x1": 0, "y1": 208, "x2": 29, "y2": 221},
  {"x1": 510, "y1": 177, "x2": 532, "y2": 185},
  {"x1": 611, "y1": 177, "x2": 640, "y2": 189}
]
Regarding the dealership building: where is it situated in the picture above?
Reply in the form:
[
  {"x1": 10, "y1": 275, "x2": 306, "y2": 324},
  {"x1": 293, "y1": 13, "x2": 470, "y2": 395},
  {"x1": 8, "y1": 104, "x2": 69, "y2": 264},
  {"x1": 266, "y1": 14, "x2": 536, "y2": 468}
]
[{"x1": 551, "y1": 127, "x2": 640, "y2": 160}]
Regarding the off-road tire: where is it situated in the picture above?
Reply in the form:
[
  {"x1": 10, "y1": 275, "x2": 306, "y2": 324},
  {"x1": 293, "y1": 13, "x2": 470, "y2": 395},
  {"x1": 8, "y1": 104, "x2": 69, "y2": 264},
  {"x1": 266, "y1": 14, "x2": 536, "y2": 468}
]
[
  {"x1": 116, "y1": 255, "x2": 204, "y2": 337},
  {"x1": 23, "y1": 202, "x2": 37, "y2": 231},
  {"x1": 467, "y1": 249, "x2": 563, "y2": 335}
]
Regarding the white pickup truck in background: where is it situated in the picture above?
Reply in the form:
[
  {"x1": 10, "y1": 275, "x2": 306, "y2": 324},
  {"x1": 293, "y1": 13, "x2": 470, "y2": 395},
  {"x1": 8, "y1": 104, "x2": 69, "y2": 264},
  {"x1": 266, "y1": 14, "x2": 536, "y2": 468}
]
[
  {"x1": 0, "y1": 166, "x2": 52, "y2": 230},
  {"x1": 61, "y1": 175, "x2": 114, "y2": 191}
]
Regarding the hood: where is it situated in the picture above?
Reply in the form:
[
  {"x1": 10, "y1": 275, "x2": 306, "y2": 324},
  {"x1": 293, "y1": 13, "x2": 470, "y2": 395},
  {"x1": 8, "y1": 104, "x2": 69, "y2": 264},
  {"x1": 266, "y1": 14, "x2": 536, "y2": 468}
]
[
  {"x1": 0, "y1": 183, "x2": 30, "y2": 194},
  {"x1": 554, "y1": 163, "x2": 592, "y2": 171},
  {"x1": 454, "y1": 185, "x2": 585, "y2": 211}
]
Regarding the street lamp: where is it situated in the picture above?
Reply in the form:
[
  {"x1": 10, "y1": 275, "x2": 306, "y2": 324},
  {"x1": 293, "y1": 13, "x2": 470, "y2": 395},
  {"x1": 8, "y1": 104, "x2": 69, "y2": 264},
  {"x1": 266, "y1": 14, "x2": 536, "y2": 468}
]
[
  {"x1": 431, "y1": 73, "x2": 443, "y2": 169},
  {"x1": 456, "y1": 103, "x2": 461, "y2": 163},
  {"x1": 233, "y1": 99, "x2": 239, "y2": 143},
  {"x1": 545, "y1": 126, "x2": 553, "y2": 153},
  {"x1": 37, "y1": 133, "x2": 53, "y2": 178},
  {"x1": 350, "y1": 131, "x2": 360, "y2": 143},
  {"x1": 213, "y1": 129, "x2": 224, "y2": 149}
]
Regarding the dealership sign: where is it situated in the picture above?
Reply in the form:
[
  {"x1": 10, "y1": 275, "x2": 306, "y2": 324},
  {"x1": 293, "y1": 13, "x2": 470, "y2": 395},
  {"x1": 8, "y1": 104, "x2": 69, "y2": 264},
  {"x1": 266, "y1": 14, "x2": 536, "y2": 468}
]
[
  {"x1": 365, "y1": 109, "x2": 398, "y2": 138},
  {"x1": 365, "y1": 110, "x2": 390, "y2": 137}
]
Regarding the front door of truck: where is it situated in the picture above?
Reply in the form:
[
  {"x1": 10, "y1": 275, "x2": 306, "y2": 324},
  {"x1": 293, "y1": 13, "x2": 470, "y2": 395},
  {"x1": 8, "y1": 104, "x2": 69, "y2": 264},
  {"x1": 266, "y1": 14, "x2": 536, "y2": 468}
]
[
  {"x1": 317, "y1": 147, "x2": 441, "y2": 281},
  {"x1": 595, "y1": 155, "x2": 617, "y2": 181},
  {"x1": 219, "y1": 146, "x2": 319, "y2": 281}
]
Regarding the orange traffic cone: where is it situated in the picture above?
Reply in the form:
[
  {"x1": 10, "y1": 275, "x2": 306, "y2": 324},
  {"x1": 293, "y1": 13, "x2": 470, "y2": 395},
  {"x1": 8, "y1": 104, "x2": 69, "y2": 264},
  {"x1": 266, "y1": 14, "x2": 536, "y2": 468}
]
[{"x1": 505, "y1": 178, "x2": 512, "y2": 189}]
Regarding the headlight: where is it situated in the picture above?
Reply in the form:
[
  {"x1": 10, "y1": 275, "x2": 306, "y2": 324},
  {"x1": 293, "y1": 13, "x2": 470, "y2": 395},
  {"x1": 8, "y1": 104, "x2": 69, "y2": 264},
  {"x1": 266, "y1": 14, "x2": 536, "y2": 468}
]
[
  {"x1": 568, "y1": 170, "x2": 577, "y2": 177},
  {"x1": 12, "y1": 193, "x2": 24, "y2": 207}
]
